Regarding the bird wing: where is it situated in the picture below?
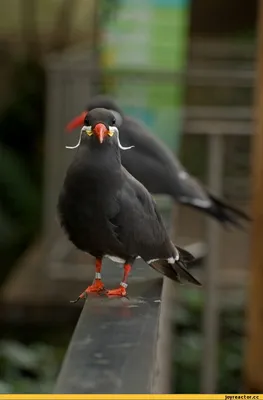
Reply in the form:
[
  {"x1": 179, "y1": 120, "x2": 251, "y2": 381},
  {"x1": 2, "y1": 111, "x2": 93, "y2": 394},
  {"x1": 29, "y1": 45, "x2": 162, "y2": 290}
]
[
  {"x1": 112, "y1": 167, "x2": 177, "y2": 262},
  {"x1": 110, "y1": 168, "x2": 201, "y2": 286},
  {"x1": 120, "y1": 116, "x2": 211, "y2": 207}
]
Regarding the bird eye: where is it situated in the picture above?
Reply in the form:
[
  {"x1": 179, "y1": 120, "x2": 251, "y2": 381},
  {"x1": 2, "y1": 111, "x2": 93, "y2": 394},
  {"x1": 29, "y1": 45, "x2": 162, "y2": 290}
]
[{"x1": 112, "y1": 117, "x2": 116, "y2": 125}]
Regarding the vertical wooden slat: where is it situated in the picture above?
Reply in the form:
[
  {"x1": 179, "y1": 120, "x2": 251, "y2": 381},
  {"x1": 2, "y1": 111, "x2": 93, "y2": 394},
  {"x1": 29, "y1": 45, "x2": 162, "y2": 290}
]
[
  {"x1": 20, "y1": 0, "x2": 39, "y2": 58},
  {"x1": 201, "y1": 132, "x2": 223, "y2": 393},
  {"x1": 244, "y1": 1, "x2": 263, "y2": 393},
  {"x1": 42, "y1": 68, "x2": 63, "y2": 245},
  {"x1": 151, "y1": 199, "x2": 175, "y2": 394}
]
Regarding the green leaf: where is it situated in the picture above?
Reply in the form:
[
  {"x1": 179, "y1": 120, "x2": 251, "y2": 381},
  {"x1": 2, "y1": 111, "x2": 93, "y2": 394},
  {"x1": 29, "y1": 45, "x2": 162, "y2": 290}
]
[
  {"x1": 0, "y1": 341, "x2": 38, "y2": 370},
  {"x1": 0, "y1": 381, "x2": 12, "y2": 394},
  {"x1": 179, "y1": 287, "x2": 204, "y2": 311}
]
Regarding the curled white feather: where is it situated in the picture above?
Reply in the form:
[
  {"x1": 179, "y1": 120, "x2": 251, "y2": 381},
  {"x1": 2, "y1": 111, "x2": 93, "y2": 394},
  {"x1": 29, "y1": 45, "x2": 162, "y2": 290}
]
[
  {"x1": 65, "y1": 125, "x2": 134, "y2": 151},
  {"x1": 65, "y1": 125, "x2": 91, "y2": 150},
  {"x1": 110, "y1": 126, "x2": 134, "y2": 150},
  {"x1": 65, "y1": 130, "x2": 82, "y2": 149}
]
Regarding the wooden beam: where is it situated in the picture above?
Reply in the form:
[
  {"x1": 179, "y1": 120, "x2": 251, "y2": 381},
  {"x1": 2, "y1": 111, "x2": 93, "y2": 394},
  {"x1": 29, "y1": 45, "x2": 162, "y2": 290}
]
[{"x1": 244, "y1": 0, "x2": 263, "y2": 393}]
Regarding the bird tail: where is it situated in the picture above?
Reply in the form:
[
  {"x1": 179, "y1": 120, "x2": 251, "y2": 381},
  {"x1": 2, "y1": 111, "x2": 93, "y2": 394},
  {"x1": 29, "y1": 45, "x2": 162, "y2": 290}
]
[
  {"x1": 206, "y1": 194, "x2": 251, "y2": 230},
  {"x1": 149, "y1": 246, "x2": 202, "y2": 286},
  {"x1": 185, "y1": 191, "x2": 251, "y2": 230}
]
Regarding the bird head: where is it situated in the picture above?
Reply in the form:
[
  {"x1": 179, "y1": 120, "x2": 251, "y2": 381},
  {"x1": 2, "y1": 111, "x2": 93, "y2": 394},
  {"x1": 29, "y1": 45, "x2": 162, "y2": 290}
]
[
  {"x1": 82, "y1": 108, "x2": 117, "y2": 144},
  {"x1": 65, "y1": 95, "x2": 123, "y2": 132},
  {"x1": 65, "y1": 108, "x2": 134, "y2": 151}
]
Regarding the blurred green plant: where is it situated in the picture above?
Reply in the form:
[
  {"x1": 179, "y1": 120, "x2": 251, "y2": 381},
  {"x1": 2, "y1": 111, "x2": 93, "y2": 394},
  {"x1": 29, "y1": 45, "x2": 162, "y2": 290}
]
[
  {"x1": 173, "y1": 288, "x2": 245, "y2": 394},
  {"x1": 0, "y1": 57, "x2": 45, "y2": 283},
  {"x1": 0, "y1": 340, "x2": 65, "y2": 394},
  {"x1": 0, "y1": 144, "x2": 41, "y2": 282},
  {"x1": 99, "y1": 0, "x2": 121, "y2": 24}
]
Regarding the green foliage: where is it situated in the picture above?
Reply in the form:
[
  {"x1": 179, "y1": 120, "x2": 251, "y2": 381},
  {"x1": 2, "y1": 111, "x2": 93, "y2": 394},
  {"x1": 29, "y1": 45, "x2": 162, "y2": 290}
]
[
  {"x1": 0, "y1": 144, "x2": 41, "y2": 282},
  {"x1": 173, "y1": 288, "x2": 245, "y2": 393},
  {"x1": 0, "y1": 57, "x2": 45, "y2": 283},
  {"x1": 0, "y1": 340, "x2": 65, "y2": 394},
  {"x1": 99, "y1": 0, "x2": 121, "y2": 24}
]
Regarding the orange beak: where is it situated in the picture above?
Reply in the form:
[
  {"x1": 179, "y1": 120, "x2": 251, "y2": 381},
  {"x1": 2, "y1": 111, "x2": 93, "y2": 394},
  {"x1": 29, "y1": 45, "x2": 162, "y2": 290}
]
[
  {"x1": 93, "y1": 123, "x2": 108, "y2": 144},
  {"x1": 65, "y1": 111, "x2": 87, "y2": 132}
]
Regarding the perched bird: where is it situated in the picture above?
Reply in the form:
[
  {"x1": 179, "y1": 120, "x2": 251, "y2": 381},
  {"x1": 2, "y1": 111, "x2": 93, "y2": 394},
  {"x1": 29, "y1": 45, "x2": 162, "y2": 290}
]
[
  {"x1": 66, "y1": 95, "x2": 250, "y2": 229},
  {"x1": 59, "y1": 108, "x2": 201, "y2": 301}
]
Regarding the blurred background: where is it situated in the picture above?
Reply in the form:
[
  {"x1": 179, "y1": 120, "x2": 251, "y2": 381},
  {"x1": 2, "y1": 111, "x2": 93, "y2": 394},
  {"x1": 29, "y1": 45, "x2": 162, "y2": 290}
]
[{"x1": 0, "y1": 0, "x2": 259, "y2": 394}]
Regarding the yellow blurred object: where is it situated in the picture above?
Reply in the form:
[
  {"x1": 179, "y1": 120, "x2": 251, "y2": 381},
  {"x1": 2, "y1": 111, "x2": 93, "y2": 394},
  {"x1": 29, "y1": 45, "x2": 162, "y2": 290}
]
[{"x1": 101, "y1": 49, "x2": 115, "y2": 69}]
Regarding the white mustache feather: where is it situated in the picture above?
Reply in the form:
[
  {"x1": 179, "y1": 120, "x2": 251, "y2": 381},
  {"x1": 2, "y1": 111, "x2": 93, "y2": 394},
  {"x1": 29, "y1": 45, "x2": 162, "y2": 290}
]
[
  {"x1": 65, "y1": 129, "x2": 82, "y2": 149},
  {"x1": 65, "y1": 125, "x2": 134, "y2": 151}
]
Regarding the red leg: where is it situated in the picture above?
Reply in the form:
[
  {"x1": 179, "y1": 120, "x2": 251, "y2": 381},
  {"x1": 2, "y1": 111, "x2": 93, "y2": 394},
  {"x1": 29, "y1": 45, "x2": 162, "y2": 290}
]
[
  {"x1": 84, "y1": 258, "x2": 105, "y2": 293},
  {"x1": 106, "y1": 263, "x2": 131, "y2": 297},
  {"x1": 71, "y1": 258, "x2": 105, "y2": 303}
]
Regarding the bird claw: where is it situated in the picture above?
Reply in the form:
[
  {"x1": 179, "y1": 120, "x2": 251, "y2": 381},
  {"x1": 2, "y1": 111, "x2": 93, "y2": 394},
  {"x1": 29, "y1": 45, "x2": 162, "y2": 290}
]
[
  {"x1": 86, "y1": 279, "x2": 105, "y2": 293},
  {"x1": 70, "y1": 291, "x2": 88, "y2": 304},
  {"x1": 106, "y1": 286, "x2": 127, "y2": 297},
  {"x1": 70, "y1": 297, "x2": 81, "y2": 304},
  {"x1": 70, "y1": 281, "x2": 106, "y2": 304}
]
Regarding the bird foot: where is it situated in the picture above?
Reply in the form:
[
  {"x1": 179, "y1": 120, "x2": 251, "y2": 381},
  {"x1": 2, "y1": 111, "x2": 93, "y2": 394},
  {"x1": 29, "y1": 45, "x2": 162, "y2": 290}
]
[
  {"x1": 106, "y1": 286, "x2": 127, "y2": 297},
  {"x1": 70, "y1": 279, "x2": 105, "y2": 303},
  {"x1": 86, "y1": 279, "x2": 105, "y2": 293}
]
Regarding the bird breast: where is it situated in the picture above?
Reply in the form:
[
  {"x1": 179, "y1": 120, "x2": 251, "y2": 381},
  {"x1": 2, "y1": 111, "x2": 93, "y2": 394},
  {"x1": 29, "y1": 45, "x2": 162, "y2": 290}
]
[{"x1": 58, "y1": 148, "x2": 123, "y2": 254}]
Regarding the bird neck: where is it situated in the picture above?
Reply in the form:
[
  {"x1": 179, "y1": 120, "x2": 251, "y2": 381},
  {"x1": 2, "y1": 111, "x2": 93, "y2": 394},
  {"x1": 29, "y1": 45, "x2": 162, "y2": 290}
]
[{"x1": 70, "y1": 141, "x2": 122, "y2": 186}]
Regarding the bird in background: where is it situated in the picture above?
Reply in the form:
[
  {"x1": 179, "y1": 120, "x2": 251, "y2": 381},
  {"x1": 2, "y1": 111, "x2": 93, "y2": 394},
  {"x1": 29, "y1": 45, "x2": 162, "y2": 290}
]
[
  {"x1": 66, "y1": 94, "x2": 250, "y2": 230},
  {"x1": 58, "y1": 108, "x2": 201, "y2": 301}
]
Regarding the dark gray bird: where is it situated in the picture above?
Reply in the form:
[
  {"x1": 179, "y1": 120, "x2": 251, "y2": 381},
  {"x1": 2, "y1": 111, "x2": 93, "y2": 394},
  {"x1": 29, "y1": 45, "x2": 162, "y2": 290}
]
[
  {"x1": 66, "y1": 95, "x2": 250, "y2": 229},
  {"x1": 59, "y1": 108, "x2": 201, "y2": 301}
]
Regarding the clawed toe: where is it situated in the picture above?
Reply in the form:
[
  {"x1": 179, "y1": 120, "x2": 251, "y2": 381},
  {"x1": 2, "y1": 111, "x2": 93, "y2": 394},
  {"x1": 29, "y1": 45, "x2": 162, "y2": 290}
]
[
  {"x1": 106, "y1": 286, "x2": 127, "y2": 297},
  {"x1": 70, "y1": 281, "x2": 106, "y2": 304},
  {"x1": 70, "y1": 290, "x2": 88, "y2": 303}
]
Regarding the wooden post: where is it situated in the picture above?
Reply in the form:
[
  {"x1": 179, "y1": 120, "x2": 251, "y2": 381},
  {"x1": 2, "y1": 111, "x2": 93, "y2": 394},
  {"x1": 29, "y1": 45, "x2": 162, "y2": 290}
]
[
  {"x1": 201, "y1": 130, "x2": 223, "y2": 393},
  {"x1": 244, "y1": 1, "x2": 263, "y2": 393}
]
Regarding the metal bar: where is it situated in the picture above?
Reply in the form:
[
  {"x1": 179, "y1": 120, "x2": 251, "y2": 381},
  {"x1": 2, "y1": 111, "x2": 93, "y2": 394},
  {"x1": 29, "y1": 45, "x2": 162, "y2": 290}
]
[
  {"x1": 184, "y1": 106, "x2": 252, "y2": 121},
  {"x1": 189, "y1": 39, "x2": 255, "y2": 58},
  {"x1": 151, "y1": 201, "x2": 178, "y2": 394},
  {"x1": 151, "y1": 278, "x2": 174, "y2": 394},
  {"x1": 44, "y1": 65, "x2": 255, "y2": 83},
  {"x1": 54, "y1": 242, "x2": 206, "y2": 394},
  {"x1": 184, "y1": 121, "x2": 253, "y2": 136},
  {"x1": 54, "y1": 259, "x2": 163, "y2": 394},
  {"x1": 201, "y1": 132, "x2": 223, "y2": 393}
]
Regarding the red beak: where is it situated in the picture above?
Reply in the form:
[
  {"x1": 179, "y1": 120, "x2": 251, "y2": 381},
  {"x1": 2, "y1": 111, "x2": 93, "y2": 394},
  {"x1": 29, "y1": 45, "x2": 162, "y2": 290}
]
[
  {"x1": 65, "y1": 111, "x2": 87, "y2": 132},
  {"x1": 93, "y1": 123, "x2": 108, "y2": 144}
]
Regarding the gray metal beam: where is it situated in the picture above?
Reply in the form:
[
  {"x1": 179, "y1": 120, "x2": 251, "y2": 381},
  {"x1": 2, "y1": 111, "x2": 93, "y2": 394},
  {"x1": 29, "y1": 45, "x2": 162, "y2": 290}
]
[
  {"x1": 54, "y1": 243, "x2": 206, "y2": 394},
  {"x1": 54, "y1": 259, "x2": 163, "y2": 394}
]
